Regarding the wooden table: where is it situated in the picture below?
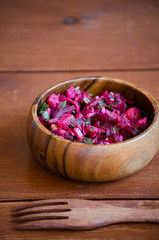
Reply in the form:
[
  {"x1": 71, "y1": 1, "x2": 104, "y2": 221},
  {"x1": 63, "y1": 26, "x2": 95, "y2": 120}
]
[{"x1": 1, "y1": 0, "x2": 159, "y2": 239}]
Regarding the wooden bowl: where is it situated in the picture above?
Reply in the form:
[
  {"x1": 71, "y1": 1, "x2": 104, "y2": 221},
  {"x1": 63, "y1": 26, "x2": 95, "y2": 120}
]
[{"x1": 27, "y1": 77, "x2": 159, "y2": 182}]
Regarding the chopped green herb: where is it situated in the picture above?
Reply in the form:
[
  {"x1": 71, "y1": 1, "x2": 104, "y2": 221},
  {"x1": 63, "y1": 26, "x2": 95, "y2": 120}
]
[
  {"x1": 61, "y1": 101, "x2": 67, "y2": 109},
  {"x1": 90, "y1": 128, "x2": 95, "y2": 132},
  {"x1": 85, "y1": 118, "x2": 91, "y2": 124},
  {"x1": 70, "y1": 119, "x2": 74, "y2": 124},
  {"x1": 91, "y1": 97, "x2": 96, "y2": 101},
  {"x1": 113, "y1": 128, "x2": 116, "y2": 134},
  {"x1": 69, "y1": 124, "x2": 75, "y2": 129},
  {"x1": 115, "y1": 127, "x2": 120, "y2": 131},
  {"x1": 42, "y1": 111, "x2": 50, "y2": 121},
  {"x1": 75, "y1": 86, "x2": 80, "y2": 91},
  {"x1": 106, "y1": 105, "x2": 116, "y2": 110},
  {"x1": 83, "y1": 138, "x2": 93, "y2": 144},
  {"x1": 98, "y1": 99, "x2": 105, "y2": 109},
  {"x1": 72, "y1": 110, "x2": 76, "y2": 115},
  {"x1": 39, "y1": 102, "x2": 49, "y2": 114},
  {"x1": 109, "y1": 102, "x2": 118, "y2": 106},
  {"x1": 106, "y1": 137, "x2": 109, "y2": 141},
  {"x1": 83, "y1": 96, "x2": 91, "y2": 104}
]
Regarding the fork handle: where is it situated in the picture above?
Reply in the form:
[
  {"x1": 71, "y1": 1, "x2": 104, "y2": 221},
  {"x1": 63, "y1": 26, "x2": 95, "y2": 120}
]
[{"x1": 115, "y1": 207, "x2": 159, "y2": 224}]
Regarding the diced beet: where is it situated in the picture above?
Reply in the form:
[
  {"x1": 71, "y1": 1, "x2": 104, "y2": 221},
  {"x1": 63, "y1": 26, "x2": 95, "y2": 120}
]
[
  {"x1": 85, "y1": 96, "x2": 99, "y2": 108},
  {"x1": 57, "y1": 114, "x2": 76, "y2": 130},
  {"x1": 93, "y1": 121, "x2": 100, "y2": 127},
  {"x1": 38, "y1": 115, "x2": 50, "y2": 129},
  {"x1": 85, "y1": 124, "x2": 101, "y2": 137},
  {"x1": 65, "y1": 132, "x2": 74, "y2": 141},
  {"x1": 119, "y1": 135, "x2": 123, "y2": 142},
  {"x1": 75, "y1": 119, "x2": 84, "y2": 132},
  {"x1": 65, "y1": 98, "x2": 80, "y2": 114},
  {"x1": 105, "y1": 126, "x2": 113, "y2": 137},
  {"x1": 59, "y1": 95, "x2": 67, "y2": 101},
  {"x1": 74, "y1": 88, "x2": 82, "y2": 102},
  {"x1": 121, "y1": 126, "x2": 139, "y2": 140},
  {"x1": 101, "y1": 106, "x2": 106, "y2": 114},
  {"x1": 67, "y1": 87, "x2": 75, "y2": 99},
  {"x1": 135, "y1": 117, "x2": 147, "y2": 130},
  {"x1": 47, "y1": 107, "x2": 51, "y2": 115},
  {"x1": 126, "y1": 107, "x2": 141, "y2": 122},
  {"x1": 117, "y1": 114, "x2": 131, "y2": 129},
  {"x1": 101, "y1": 90, "x2": 108, "y2": 98},
  {"x1": 47, "y1": 94, "x2": 59, "y2": 109},
  {"x1": 48, "y1": 118, "x2": 58, "y2": 124},
  {"x1": 81, "y1": 92, "x2": 92, "y2": 104},
  {"x1": 52, "y1": 106, "x2": 64, "y2": 120},
  {"x1": 105, "y1": 92, "x2": 115, "y2": 105},
  {"x1": 98, "y1": 137, "x2": 110, "y2": 144},
  {"x1": 67, "y1": 128, "x2": 75, "y2": 136},
  {"x1": 63, "y1": 105, "x2": 76, "y2": 114},
  {"x1": 75, "y1": 112, "x2": 83, "y2": 119},
  {"x1": 85, "y1": 112, "x2": 96, "y2": 118},
  {"x1": 103, "y1": 109, "x2": 118, "y2": 124},
  {"x1": 57, "y1": 128, "x2": 67, "y2": 136},
  {"x1": 73, "y1": 127, "x2": 84, "y2": 140},
  {"x1": 82, "y1": 122, "x2": 87, "y2": 135}
]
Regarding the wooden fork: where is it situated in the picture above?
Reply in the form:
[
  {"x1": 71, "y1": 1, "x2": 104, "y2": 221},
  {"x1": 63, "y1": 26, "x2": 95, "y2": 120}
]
[{"x1": 11, "y1": 199, "x2": 159, "y2": 230}]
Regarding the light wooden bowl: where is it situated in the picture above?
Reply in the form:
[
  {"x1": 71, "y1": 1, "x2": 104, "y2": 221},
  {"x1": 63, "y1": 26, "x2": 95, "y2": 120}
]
[{"x1": 27, "y1": 77, "x2": 159, "y2": 182}]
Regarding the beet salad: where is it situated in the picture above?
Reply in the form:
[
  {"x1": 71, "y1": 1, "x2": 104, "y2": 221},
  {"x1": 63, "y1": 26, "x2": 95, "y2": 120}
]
[{"x1": 38, "y1": 86, "x2": 148, "y2": 144}]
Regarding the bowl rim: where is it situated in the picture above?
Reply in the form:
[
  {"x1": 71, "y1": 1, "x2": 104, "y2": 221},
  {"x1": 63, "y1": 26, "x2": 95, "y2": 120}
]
[{"x1": 30, "y1": 76, "x2": 159, "y2": 147}]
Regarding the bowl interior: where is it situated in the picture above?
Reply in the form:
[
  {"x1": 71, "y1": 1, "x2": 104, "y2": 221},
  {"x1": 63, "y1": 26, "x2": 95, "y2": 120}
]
[{"x1": 37, "y1": 77, "x2": 155, "y2": 126}]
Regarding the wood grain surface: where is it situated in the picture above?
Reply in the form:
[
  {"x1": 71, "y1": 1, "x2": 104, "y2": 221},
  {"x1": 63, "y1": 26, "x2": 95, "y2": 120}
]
[
  {"x1": 0, "y1": 0, "x2": 159, "y2": 71},
  {"x1": 1, "y1": 0, "x2": 159, "y2": 238}
]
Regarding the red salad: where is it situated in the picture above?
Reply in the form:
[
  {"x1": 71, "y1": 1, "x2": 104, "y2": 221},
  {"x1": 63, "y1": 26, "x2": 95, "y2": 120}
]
[{"x1": 38, "y1": 86, "x2": 148, "y2": 144}]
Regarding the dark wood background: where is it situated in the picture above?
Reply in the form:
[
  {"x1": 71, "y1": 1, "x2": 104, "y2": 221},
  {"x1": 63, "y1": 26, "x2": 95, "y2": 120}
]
[{"x1": 0, "y1": 0, "x2": 159, "y2": 239}]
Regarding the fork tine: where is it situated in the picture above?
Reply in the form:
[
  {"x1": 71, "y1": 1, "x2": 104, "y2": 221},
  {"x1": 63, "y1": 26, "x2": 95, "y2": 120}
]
[
  {"x1": 12, "y1": 199, "x2": 68, "y2": 212},
  {"x1": 12, "y1": 205, "x2": 71, "y2": 217},
  {"x1": 12, "y1": 212, "x2": 69, "y2": 223},
  {"x1": 13, "y1": 219, "x2": 70, "y2": 230}
]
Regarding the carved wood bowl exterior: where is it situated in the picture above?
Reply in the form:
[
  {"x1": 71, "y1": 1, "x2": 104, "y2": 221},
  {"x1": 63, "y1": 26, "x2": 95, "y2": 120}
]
[{"x1": 27, "y1": 77, "x2": 159, "y2": 182}]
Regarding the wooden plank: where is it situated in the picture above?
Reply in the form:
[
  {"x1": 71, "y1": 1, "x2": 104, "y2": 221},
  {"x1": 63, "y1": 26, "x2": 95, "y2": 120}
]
[
  {"x1": 1, "y1": 200, "x2": 159, "y2": 240},
  {"x1": 0, "y1": 71, "x2": 159, "y2": 201},
  {"x1": 0, "y1": 0, "x2": 159, "y2": 71}
]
